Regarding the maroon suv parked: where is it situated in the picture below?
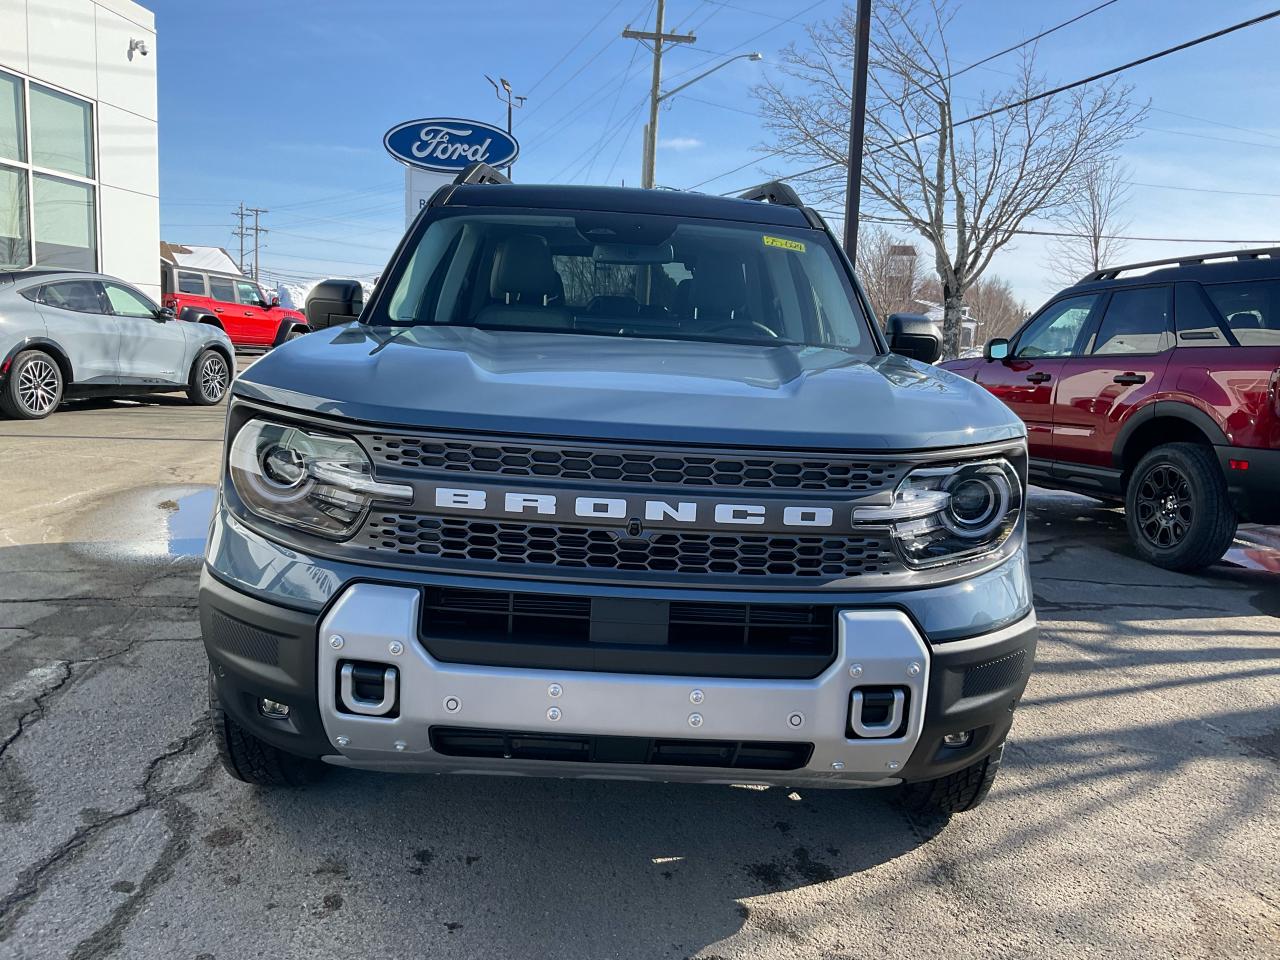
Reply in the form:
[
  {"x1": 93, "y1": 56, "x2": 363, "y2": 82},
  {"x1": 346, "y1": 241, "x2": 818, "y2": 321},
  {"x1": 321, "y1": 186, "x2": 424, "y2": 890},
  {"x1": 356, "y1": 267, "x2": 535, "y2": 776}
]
[{"x1": 942, "y1": 248, "x2": 1280, "y2": 570}]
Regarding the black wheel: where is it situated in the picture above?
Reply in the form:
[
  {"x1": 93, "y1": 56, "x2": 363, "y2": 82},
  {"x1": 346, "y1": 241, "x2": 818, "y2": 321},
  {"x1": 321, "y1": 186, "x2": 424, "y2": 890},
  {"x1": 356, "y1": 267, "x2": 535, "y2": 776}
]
[
  {"x1": 187, "y1": 349, "x2": 230, "y2": 405},
  {"x1": 896, "y1": 742, "x2": 1004, "y2": 814},
  {"x1": 1125, "y1": 442, "x2": 1236, "y2": 571},
  {"x1": 1, "y1": 349, "x2": 63, "y2": 419},
  {"x1": 209, "y1": 672, "x2": 327, "y2": 787}
]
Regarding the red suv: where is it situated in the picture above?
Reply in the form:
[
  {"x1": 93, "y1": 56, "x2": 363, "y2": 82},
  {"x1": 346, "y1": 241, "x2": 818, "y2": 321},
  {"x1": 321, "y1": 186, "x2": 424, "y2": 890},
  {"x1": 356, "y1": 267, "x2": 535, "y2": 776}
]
[
  {"x1": 942, "y1": 248, "x2": 1280, "y2": 570},
  {"x1": 160, "y1": 264, "x2": 309, "y2": 350}
]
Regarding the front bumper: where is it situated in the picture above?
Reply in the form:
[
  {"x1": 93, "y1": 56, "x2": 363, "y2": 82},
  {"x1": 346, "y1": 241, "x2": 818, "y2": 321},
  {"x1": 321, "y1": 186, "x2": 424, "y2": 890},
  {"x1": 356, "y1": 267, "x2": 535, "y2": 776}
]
[{"x1": 202, "y1": 573, "x2": 1037, "y2": 789}]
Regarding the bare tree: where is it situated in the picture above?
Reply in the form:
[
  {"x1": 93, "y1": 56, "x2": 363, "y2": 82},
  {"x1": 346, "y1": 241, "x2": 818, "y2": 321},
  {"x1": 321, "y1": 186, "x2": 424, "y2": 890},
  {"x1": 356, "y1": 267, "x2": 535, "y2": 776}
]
[
  {"x1": 856, "y1": 225, "x2": 925, "y2": 322},
  {"x1": 754, "y1": 0, "x2": 1147, "y2": 357},
  {"x1": 1045, "y1": 158, "x2": 1132, "y2": 284},
  {"x1": 918, "y1": 273, "x2": 1028, "y2": 346}
]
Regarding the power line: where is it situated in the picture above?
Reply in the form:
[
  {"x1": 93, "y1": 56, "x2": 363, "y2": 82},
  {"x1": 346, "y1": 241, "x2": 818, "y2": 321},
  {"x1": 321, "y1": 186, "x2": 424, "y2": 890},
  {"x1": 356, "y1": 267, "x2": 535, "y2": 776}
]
[
  {"x1": 526, "y1": 0, "x2": 628, "y2": 96},
  {"x1": 701, "y1": 7, "x2": 1280, "y2": 193}
]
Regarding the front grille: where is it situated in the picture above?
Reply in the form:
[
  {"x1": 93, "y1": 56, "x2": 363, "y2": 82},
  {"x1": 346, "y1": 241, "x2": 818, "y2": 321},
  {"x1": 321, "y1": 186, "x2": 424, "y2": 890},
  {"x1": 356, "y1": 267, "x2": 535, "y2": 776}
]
[
  {"x1": 429, "y1": 727, "x2": 814, "y2": 771},
  {"x1": 364, "y1": 514, "x2": 903, "y2": 580},
  {"x1": 366, "y1": 434, "x2": 907, "y2": 493}
]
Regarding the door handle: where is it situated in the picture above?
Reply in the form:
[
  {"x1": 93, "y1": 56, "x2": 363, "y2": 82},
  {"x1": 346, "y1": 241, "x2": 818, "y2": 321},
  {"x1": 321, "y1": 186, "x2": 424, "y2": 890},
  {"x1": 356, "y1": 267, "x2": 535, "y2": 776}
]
[
  {"x1": 244, "y1": 311, "x2": 254, "y2": 316},
  {"x1": 213, "y1": 307, "x2": 223, "y2": 313},
  {"x1": 1026, "y1": 372, "x2": 1051, "y2": 383},
  {"x1": 1113, "y1": 373, "x2": 1146, "y2": 385}
]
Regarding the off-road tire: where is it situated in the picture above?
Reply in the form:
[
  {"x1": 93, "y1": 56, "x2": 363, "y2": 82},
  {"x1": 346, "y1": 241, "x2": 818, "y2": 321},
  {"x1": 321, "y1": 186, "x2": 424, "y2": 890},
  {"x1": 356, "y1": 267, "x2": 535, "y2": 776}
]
[
  {"x1": 187, "y1": 349, "x2": 230, "y2": 406},
  {"x1": 1, "y1": 349, "x2": 63, "y2": 419},
  {"x1": 209, "y1": 673, "x2": 326, "y2": 787},
  {"x1": 896, "y1": 741, "x2": 1004, "y2": 814},
  {"x1": 1125, "y1": 442, "x2": 1236, "y2": 571}
]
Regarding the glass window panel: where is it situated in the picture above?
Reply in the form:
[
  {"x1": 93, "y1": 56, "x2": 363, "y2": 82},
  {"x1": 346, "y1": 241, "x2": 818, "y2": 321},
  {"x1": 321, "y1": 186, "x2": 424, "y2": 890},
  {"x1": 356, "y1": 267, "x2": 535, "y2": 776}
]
[
  {"x1": 0, "y1": 71, "x2": 24, "y2": 162},
  {"x1": 208, "y1": 276, "x2": 236, "y2": 302},
  {"x1": 103, "y1": 282, "x2": 157, "y2": 317},
  {"x1": 235, "y1": 280, "x2": 265, "y2": 306},
  {"x1": 1092, "y1": 287, "x2": 1172, "y2": 355},
  {"x1": 1204, "y1": 279, "x2": 1280, "y2": 347},
  {"x1": 1015, "y1": 295, "x2": 1098, "y2": 358},
  {"x1": 30, "y1": 84, "x2": 94, "y2": 178},
  {"x1": 33, "y1": 174, "x2": 96, "y2": 271},
  {"x1": 0, "y1": 163, "x2": 31, "y2": 268},
  {"x1": 177, "y1": 271, "x2": 206, "y2": 294},
  {"x1": 41, "y1": 279, "x2": 105, "y2": 314}
]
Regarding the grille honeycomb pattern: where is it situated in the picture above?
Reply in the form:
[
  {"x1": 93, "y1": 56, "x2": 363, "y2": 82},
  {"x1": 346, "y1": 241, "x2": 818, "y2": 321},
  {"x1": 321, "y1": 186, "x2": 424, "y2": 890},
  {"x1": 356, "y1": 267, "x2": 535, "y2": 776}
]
[
  {"x1": 365, "y1": 435, "x2": 907, "y2": 493},
  {"x1": 362, "y1": 514, "x2": 903, "y2": 580}
]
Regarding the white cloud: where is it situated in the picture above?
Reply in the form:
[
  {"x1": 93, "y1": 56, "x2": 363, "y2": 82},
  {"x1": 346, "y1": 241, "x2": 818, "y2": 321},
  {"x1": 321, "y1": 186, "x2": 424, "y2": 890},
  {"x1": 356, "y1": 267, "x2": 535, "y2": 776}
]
[{"x1": 658, "y1": 137, "x2": 703, "y2": 151}]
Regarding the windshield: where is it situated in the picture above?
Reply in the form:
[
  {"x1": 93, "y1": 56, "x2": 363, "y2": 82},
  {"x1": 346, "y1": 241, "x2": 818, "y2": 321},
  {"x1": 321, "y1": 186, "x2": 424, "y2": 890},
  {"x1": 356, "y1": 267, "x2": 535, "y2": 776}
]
[{"x1": 375, "y1": 210, "x2": 875, "y2": 353}]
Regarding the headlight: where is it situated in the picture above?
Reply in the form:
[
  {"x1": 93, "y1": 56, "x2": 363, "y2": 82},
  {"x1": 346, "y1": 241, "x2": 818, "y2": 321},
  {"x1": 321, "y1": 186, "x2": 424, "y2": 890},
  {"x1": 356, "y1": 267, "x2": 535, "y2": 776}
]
[
  {"x1": 228, "y1": 419, "x2": 412, "y2": 538},
  {"x1": 854, "y1": 459, "x2": 1021, "y2": 567}
]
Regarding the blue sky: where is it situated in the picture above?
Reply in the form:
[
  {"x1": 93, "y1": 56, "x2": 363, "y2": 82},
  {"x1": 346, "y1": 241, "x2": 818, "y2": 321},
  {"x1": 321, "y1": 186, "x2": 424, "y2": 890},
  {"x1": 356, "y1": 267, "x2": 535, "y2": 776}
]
[{"x1": 152, "y1": 0, "x2": 1280, "y2": 307}]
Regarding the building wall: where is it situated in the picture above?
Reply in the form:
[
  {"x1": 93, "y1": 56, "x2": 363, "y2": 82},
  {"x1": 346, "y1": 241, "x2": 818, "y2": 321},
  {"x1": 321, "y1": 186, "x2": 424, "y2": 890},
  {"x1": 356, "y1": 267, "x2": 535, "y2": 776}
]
[{"x1": 0, "y1": 0, "x2": 158, "y2": 296}]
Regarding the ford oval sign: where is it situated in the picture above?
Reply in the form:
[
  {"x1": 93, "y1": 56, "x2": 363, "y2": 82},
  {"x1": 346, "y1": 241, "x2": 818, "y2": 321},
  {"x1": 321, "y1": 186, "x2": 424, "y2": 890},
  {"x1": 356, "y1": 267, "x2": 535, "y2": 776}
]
[{"x1": 383, "y1": 118, "x2": 519, "y2": 173}]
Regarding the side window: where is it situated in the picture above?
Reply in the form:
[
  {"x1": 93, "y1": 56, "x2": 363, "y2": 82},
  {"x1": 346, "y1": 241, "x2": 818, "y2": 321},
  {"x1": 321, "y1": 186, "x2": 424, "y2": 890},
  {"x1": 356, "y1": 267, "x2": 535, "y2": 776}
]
[
  {"x1": 177, "y1": 271, "x2": 206, "y2": 295},
  {"x1": 1015, "y1": 295, "x2": 1098, "y2": 358},
  {"x1": 40, "y1": 279, "x2": 105, "y2": 314},
  {"x1": 1174, "y1": 283, "x2": 1231, "y2": 347},
  {"x1": 235, "y1": 280, "x2": 265, "y2": 307},
  {"x1": 1091, "y1": 287, "x2": 1172, "y2": 355},
  {"x1": 1203, "y1": 279, "x2": 1280, "y2": 347},
  {"x1": 208, "y1": 276, "x2": 236, "y2": 303},
  {"x1": 102, "y1": 282, "x2": 158, "y2": 318}
]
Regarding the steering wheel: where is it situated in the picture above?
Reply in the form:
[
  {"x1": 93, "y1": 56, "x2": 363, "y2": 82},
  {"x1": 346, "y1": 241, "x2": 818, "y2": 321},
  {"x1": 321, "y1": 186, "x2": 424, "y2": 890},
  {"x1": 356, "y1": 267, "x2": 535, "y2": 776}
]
[{"x1": 697, "y1": 319, "x2": 780, "y2": 339}]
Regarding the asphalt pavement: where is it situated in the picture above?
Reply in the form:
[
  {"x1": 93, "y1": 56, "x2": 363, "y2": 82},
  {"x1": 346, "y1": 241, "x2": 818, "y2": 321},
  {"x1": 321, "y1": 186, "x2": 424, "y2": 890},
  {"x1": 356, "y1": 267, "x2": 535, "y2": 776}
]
[{"x1": 0, "y1": 396, "x2": 1277, "y2": 960}]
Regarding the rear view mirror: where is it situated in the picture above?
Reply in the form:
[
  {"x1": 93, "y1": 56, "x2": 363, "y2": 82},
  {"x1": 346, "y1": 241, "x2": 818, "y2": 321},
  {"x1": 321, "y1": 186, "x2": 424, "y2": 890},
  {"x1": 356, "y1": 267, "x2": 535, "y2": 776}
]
[
  {"x1": 886, "y1": 313, "x2": 943, "y2": 364},
  {"x1": 155, "y1": 306, "x2": 176, "y2": 322},
  {"x1": 306, "y1": 280, "x2": 364, "y2": 331},
  {"x1": 592, "y1": 242, "x2": 674, "y2": 265},
  {"x1": 984, "y1": 338, "x2": 1010, "y2": 361}
]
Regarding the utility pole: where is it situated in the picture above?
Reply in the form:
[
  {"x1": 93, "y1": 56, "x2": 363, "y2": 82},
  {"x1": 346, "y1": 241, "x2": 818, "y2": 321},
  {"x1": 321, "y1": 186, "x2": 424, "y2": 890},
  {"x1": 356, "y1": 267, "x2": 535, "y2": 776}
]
[
  {"x1": 485, "y1": 75, "x2": 526, "y2": 176},
  {"x1": 623, "y1": 0, "x2": 695, "y2": 189},
  {"x1": 231, "y1": 202, "x2": 250, "y2": 273},
  {"x1": 247, "y1": 207, "x2": 268, "y2": 281},
  {"x1": 842, "y1": 0, "x2": 873, "y2": 260}
]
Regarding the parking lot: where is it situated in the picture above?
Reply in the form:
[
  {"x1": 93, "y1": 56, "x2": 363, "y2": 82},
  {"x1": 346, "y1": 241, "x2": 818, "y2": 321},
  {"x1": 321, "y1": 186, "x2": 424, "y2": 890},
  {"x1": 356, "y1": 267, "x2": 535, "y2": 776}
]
[{"x1": 0, "y1": 396, "x2": 1277, "y2": 960}]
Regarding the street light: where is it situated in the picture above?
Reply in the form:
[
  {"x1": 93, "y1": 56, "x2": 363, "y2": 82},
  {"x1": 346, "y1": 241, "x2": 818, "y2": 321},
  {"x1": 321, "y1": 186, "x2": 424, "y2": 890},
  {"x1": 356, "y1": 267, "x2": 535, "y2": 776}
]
[
  {"x1": 642, "y1": 52, "x2": 763, "y2": 188},
  {"x1": 485, "y1": 74, "x2": 526, "y2": 175}
]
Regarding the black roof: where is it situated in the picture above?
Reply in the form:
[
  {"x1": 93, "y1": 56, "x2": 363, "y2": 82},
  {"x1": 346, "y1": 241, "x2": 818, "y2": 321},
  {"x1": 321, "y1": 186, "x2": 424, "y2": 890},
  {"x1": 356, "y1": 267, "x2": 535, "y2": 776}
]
[
  {"x1": 441, "y1": 183, "x2": 814, "y2": 228},
  {"x1": 1065, "y1": 247, "x2": 1280, "y2": 294}
]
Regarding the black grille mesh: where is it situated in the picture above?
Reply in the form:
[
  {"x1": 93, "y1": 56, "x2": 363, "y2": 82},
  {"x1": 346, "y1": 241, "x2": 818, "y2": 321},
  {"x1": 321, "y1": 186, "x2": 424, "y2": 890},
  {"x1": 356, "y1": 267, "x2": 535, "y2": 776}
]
[
  {"x1": 209, "y1": 610, "x2": 281, "y2": 666},
  {"x1": 363, "y1": 513, "x2": 903, "y2": 580},
  {"x1": 366, "y1": 434, "x2": 907, "y2": 493},
  {"x1": 962, "y1": 650, "x2": 1028, "y2": 698}
]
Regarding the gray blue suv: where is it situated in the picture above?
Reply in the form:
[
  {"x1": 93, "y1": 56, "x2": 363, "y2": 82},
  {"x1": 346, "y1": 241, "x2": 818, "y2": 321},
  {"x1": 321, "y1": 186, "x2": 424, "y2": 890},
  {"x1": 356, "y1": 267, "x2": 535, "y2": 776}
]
[
  {"x1": 0, "y1": 269, "x2": 234, "y2": 418},
  {"x1": 201, "y1": 168, "x2": 1037, "y2": 815}
]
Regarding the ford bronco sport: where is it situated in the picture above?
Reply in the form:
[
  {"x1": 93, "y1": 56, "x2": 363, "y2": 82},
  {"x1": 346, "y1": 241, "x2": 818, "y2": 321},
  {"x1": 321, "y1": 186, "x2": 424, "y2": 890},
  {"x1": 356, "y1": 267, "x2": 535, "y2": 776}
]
[
  {"x1": 943, "y1": 249, "x2": 1280, "y2": 571},
  {"x1": 200, "y1": 165, "x2": 1037, "y2": 814}
]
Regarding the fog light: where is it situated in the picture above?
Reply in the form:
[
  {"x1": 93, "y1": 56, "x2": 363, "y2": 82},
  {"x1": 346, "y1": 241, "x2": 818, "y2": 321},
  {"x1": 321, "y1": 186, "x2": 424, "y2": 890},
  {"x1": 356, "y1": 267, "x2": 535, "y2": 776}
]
[
  {"x1": 259, "y1": 698, "x2": 290, "y2": 719},
  {"x1": 943, "y1": 730, "x2": 972, "y2": 747}
]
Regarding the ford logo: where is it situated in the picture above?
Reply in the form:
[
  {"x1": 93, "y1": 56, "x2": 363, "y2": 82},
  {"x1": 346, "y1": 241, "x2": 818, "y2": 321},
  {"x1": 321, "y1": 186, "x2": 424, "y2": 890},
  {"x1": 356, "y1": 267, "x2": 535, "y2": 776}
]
[{"x1": 383, "y1": 118, "x2": 520, "y2": 173}]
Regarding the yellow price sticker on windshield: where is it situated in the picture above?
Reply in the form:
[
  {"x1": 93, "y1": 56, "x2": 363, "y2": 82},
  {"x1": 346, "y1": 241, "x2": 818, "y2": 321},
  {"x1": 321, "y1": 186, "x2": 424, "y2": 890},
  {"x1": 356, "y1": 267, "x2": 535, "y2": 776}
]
[{"x1": 763, "y1": 235, "x2": 805, "y2": 252}]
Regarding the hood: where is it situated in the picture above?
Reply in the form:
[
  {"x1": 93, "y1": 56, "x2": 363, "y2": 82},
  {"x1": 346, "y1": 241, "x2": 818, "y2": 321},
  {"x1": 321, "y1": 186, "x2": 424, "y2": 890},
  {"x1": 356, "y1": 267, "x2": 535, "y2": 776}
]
[{"x1": 234, "y1": 324, "x2": 1025, "y2": 451}]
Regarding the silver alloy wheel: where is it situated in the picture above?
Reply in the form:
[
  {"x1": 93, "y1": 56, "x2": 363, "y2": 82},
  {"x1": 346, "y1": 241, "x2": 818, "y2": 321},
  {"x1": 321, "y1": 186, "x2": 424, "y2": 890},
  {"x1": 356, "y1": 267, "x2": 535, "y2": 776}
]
[
  {"x1": 17, "y1": 357, "x2": 60, "y2": 415},
  {"x1": 200, "y1": 354, "x2": 229, "y2": 402}
]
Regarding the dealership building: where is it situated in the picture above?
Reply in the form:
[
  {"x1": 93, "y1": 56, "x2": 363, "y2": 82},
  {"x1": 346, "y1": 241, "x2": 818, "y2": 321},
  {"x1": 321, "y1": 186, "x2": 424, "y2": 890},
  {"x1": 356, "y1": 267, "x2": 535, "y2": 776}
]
[{"x1": 0, "y1": 0, "x2": 159, "y2": 296}]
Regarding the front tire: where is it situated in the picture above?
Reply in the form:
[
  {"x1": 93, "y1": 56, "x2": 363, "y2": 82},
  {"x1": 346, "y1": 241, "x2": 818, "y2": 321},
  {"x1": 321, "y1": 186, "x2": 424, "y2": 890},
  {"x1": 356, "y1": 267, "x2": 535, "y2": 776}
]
[
  {"x1": 896, "y1": 742, "x2": 1004, "y2": 814},
  {"x1": 209, "y1": 672, "x2": 327, "y2": 787},
  {"x1": 1, "y1": 349, "x2": 64, "y2": 419},
  {"x1": 1125, "y1": 442, "x2": 1235, "y2": 571},
  {"x1": 187, "y1": 349, "x2": 230, "y2": 406}
]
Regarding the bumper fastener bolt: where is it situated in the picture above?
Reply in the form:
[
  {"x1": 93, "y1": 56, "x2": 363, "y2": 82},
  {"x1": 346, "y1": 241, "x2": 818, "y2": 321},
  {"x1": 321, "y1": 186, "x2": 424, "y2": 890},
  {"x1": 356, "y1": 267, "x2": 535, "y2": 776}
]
[
  {"x1": 831, "y1": 761, "x2": 845, "y2": 771},
  {"x1": 444, "y1": 696, "x2": 461, "y2": 713},
  {"x1": 887, "y1": 761, "x2": 901, "y2": 770},
  {"x1": 849, "y1": 663, "x2": 863, "y2": 678},
  {"x1": 328, "y1": 635, "x2": 344, "y2": 650},
  {"x1": 388, "y1": 641, "x2": 404, "y2": 656},
  {"x1": 690, "y1": 689, "x2": 704, "y2": 705},
  {"x1": 336, "y1": 736, "x2": 350, "y2": 747},
  {"x1": 788, "y1": 712, "x2": 804, "y2": 728},
  {"x1": 548, "y1": 683, "x2": 562, "y2": 698},
  {"x1": 394, "y1": 740, "x2": 406, "y2": 752},
  {"x1": 907, "y1": 662, "x2": 921, "y2": 677},
  {"x1": 547, "y1": 707, "x2": 562, "y2": 722},
  {"x1": 688, "y1": 713, "x2": 703, "y2": 728}
]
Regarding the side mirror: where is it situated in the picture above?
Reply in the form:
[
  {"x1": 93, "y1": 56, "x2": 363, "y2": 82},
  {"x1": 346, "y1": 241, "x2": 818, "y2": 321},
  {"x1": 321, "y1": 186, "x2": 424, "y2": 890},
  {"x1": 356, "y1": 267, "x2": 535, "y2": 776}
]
[
  {"x1": 305, "y1": 279, "x2": 364, "y2": 331},
  {"x1": 269, "y1": 294, "x2": 280, "y2": 307},
  {"x1": 155, "y1": 306, "x2": 176, "y2": 322},
  {"x1": 984, "y1": 337, "x2": 1011, "y2": 361},
  {"x1": 886, "y1": 312, "x2": 943, "y2": 364}
]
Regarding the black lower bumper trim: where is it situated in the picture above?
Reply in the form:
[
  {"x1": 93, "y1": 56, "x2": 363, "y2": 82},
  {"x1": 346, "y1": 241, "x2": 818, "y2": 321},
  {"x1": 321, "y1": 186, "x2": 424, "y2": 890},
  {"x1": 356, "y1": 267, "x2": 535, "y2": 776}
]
[{"x1": 1217, "y1": 445, "x2": 1280, "y2": 524}]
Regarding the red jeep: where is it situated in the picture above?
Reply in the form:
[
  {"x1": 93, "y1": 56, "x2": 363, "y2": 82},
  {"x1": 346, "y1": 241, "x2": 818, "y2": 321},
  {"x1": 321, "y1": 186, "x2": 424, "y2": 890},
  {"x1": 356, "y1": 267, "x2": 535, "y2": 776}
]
[
  {"x1": 160, "y1": 264, "x2": 309, "y2": 350},
  {"x1": 942, "y1": 249, "x2": 1280, "y2": 570}
]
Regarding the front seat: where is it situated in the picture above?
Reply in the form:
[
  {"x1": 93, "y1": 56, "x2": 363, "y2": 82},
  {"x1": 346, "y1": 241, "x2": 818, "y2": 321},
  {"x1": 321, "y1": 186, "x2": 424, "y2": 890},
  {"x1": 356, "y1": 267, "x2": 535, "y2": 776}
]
[
  {"x1": 687, "y1": 254, "x2": 753, "y2": 332},
  {"x1": 474, "y1": 235, "x2": 571, "y2": 329}
]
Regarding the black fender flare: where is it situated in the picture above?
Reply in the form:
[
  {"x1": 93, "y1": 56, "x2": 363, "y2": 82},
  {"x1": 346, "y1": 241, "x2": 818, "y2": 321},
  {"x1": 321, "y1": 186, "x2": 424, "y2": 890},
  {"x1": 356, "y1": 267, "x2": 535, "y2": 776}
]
[
  {"x1": 179, "y1": 306, "x2": 223, "y2": 328},
  {"x1": 272, "y1": 319, "x2": 311, "y2": 348},
  {"x1": 1112, "y1": 400, "x2": 1230, "y2": 468},
  {"x1": 1, "y1": 336, "x2": 74, "y2": 384}
]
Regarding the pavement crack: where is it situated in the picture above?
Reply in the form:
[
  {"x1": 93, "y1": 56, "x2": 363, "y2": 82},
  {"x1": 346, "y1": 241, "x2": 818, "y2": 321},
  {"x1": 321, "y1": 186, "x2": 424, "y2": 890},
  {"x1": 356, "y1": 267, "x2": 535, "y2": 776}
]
[
  {"x1": 0, "y1": 660, "x2": 73, "y2": 764},
  {"x1": 0, "y1": 723, "x2": 212, "y2": 942}
]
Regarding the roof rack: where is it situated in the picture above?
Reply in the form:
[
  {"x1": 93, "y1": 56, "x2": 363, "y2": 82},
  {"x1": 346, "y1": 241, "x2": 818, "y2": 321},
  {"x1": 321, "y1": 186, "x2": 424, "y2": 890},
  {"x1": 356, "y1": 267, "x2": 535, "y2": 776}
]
[
  {"x1": 1083, "y1": 247, "x2": 1280, "y2": 282},
  {"x1": 738, "y1": 180, "x2": 805, "y2": 208},
  {"x1": 453, "y1": 162, "x2": 511, "y2": 186}
]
